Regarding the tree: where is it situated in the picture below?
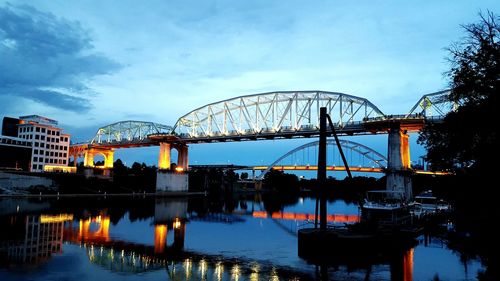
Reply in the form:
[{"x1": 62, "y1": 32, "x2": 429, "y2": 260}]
[{"x1": 418, "y1": 12, "x2": 499, "y2": 173}]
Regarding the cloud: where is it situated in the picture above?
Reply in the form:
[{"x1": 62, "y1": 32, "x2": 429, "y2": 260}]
[{"x1": 0, "y1": 3, "x2": 120, "y2": 112}]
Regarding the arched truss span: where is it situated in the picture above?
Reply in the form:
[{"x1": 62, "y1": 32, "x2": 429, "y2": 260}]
[
  {"x1": 173, "y1": 91, "x2": 385, "y2": 139},
  {"x1": 258, "y1": 139, "x2": 387, "y2": 179},
  {"x1": 407, "y1": 90, "x2": 458, "y2": 119},
  {"x1": 91, "y1": 121, "x2": 173, "y2": 144}
]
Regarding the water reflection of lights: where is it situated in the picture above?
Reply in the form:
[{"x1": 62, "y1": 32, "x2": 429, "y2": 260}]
[
  {"x1": 270, "y1": 267, "x2": 280, "y2": 281},
  {"x1": 250, "y1": 263, "x2": 260, "y2": 281},
  {"x1": 215, "y1": 261, "x2": 224, "y2": 281},
  {"x1": 82, "y1": 244, "x2": 301, "y2": 280},
  {"x1": 231, "y1": 264, "x2": 241, "y2": 281},
  {"x1": 184, "y1": 258, "x2": 192, "y2": 278},
  {"x1": 199, "y1": 259, "x2": 207, "y2": 278},
  {"x1": 173, "y1": 218, "x2": 182, "y2": 229},
  {"x1": 253, "y1": 211, "x2": 359, "y2": 223}
]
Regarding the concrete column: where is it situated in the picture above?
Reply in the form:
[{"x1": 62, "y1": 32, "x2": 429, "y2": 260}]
[
  {"x1": 158, "y1": 142, "x2": 171, "y2": 170},
  {"x1": 83, "y1": 149, "x2": 94, "y2": 167},
  {"x1": 182, "y1": 146, "x2": 189, "y2": 170},
  {"x1": 176, "y1": 145, "x2": 189, "y2": 170},
  {"x1": 386, "y1": 124, "x2": 413, "y2": 200},
  {"x1": 103, "y1": 150, "x2": 114, "y2": 168}
]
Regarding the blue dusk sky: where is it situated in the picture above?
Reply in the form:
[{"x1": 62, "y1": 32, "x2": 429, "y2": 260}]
[{"x1": 1, "y1": 1, "x2": 499, "y2": 171}]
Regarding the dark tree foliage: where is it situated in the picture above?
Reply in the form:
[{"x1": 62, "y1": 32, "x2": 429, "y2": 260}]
[
  {"x1": 263, "y1": 169, "x2": 300, "y2": 193},
  {"x1": 418, "y1": 13, "x2": 500, "y2": 281},
  {"x1": 418, "y1": 12, "x2": 499, "y2": 173}
]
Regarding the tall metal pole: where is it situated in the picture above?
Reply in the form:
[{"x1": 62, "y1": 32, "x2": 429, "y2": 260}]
[
  {"x1": 318, "y1": 107, "x2": 327, "y2": 231},
  {"x1": 326, "y1": 115, "x2": 352, "y2": 179}
]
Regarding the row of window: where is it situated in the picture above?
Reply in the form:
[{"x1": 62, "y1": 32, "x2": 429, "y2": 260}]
[
  {"x1": 0, "y1": 138, "x2": 30, "y2": 146},
  {"x1": 33, "y1": 150, "x2": 67, "y2": 158},
  {"x1": 20, "y1": 126, "x2": 61, "y2": 136},
  {"x1": 33, "y1": 157, "x2": 66, "y2": 165},
  {"x1": 19, "y1": 134, "x2": 69, "y2": 143},
  {"x1": 32, "y1": 158, "x2": 67, "y2": 165},
  {"x1": 33, "y1": 142, "x2": 68, "y2": 150}
]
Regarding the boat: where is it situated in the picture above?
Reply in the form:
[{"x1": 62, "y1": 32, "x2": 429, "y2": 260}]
[
  {"x1": 361, "y1": 190, "x2": 413, "y2": 226},
  {"x1": 411, "y1": 190, "x2": 451, "y2": 219}
]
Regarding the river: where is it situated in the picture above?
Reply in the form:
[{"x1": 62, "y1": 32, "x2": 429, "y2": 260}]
[{"x1": 0, "y1": 195, "x2": 484, "y2": 280}]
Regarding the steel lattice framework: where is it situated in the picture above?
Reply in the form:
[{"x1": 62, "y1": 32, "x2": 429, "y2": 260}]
[
  {"x1": 91, "y1": 121, "x2": 173, "y2": 144},
  {"x1": 407, "y1": 90, "x2": 457, "y2": 119},
  {"x1": 173, "y1": 91, "x2": 385, "y2": 139},
  {"x1": 258, "y1": 139, "x2": 387, "y2": 179}
]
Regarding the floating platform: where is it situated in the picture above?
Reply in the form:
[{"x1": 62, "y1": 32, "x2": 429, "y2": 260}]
[{"x1": 298, "y1": 226, "x2": 421, "y2": 262}]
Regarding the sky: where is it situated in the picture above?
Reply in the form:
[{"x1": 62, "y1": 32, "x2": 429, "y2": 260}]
[{"x1": 1, "y1": 1, "x2": 499, "y2": 172}]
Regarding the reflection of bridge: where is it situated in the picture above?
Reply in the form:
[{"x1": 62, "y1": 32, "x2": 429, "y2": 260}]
[{"x1": 69, "y1": 90, "x2": 455, "y2": 196}]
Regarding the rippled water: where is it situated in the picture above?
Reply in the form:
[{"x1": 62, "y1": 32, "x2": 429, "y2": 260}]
[{"x1": 0, "y1": 195, "x2": 484, "y2": 280}]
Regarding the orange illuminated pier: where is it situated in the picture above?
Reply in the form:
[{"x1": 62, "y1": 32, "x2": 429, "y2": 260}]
[{"x1": 252, "y1": 211, "x2": 360, "y2": 223}]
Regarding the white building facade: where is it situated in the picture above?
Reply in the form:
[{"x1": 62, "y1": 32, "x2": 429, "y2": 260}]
[{"x1": 16, "y1": 115, "x2": 71, "y2": 173}]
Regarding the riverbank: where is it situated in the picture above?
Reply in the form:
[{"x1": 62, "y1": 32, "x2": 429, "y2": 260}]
[{"x1": 0, "y1": 191, "x2": 205, "y2": 198}]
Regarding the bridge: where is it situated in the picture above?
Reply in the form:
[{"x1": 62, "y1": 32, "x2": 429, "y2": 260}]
[{"x1": 69, "y1": 90, "x2": 455, "y2": 197}]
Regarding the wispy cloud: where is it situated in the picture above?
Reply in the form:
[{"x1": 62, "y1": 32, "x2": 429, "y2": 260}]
[{"x1": 0, "y1": 3, "x2": 120, "y2": 112}]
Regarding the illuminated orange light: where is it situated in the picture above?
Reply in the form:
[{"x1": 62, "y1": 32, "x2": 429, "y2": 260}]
[
  {"x1": 252, "y1": 166, "x2": 383, "y2": 173},
  {"x1": 175, "y1": 167, "x2": 184, "y2": 172},
  {"x1": 40, "y1": 214, "x2": 73, "y2": 223},
  {"x1": 252, "y1": 211, "x2": 360, "y2": 223},
  {"x1": 154, "y1": 224, "x2": 168, "y2": 254},
  {"x1": 252, "y1": 211, "x2": 267, "y2": 218}
]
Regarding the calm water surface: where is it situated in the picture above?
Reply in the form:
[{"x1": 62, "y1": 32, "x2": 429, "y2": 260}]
[{"x1": 0, "y1": 195, "x2": 484, "y2": 280}]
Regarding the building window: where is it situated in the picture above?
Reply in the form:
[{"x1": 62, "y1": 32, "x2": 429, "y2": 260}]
[
  {"x1": 34, "y1": 149, "x2": 38, "y2": 154},
  {"x1": 35, "y1": 135, "x2": 39, "y2": 140},
  {"x1": 40, "y1": 143, "x2": 44, "y2": 148},
  {"x1": 47, "y1": 130, "x2": 51, "y2": 135},
  {"x1": 55, "y1": 145, "x2": 59, "y2": 150},
  {"x1": 38, "y1": 164, "x2": 43, "y2": 170},
  {"x1": 41, "y1": 136, "x2": 45, "y2": 140},
  {"x1": 36, "y1": 127, "x2": 40, "y2": 132},
  {"x1": 56, "y1": 131, "x2": 60, "y2": 136},
  {"x1": 39, "y1": 157, "x2": 43, "y2": 162},
  {"x1": 34, "y1": 142, "x2": 39, "y2": 147},
  {"x1": 33, "y1": 157, "x2": 38, "y2": 162},
  {"x1": 63, "y1": 160, "x2": 66, "y2": 165},
  {"x1": 51, "y1": 145, "x2": 54, "y2": 149},
  {"x1": 56, "y1": 138, "x2": 59, "y2": 143},
  {"x1": 45, "y1": 159, "x2": 49, "y2": 163},
  {"x1": 65, "y1": 137, "x2": 68, "y2": 142},
  {"x1": 41, "y1": 128, "x2": 46, "y2": 133},
  {"x1": 63, "y1": 153, "x2": 67, "y2": 157},
  {"x1": 45, "y1": 151, "x2": 49, "y2": 156},
  {"x1": 32, "y1": 164, "x2": 36, "y2": 170},
  {"x1": 50, "y1": 152, "x2": 54, "y2": 156}
]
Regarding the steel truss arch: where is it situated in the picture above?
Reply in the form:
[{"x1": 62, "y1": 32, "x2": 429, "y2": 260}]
[
  {"x1": 258, "y1": 139, "x2": 387, "y2": 179},
  {"x1": 173, "y1": 91, "x2": 385, "y2": 139},
  {"x1": 407, "y1": 90, "x2": 458, "y2": 119},
  {"x1": 91, "y1": 121, "x2": 173, "y2": 144}
]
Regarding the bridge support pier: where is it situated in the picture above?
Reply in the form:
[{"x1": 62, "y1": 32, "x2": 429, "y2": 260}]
[
  {"x1": 386, "y1": 124, "x2": 412, "y2": 201},
  {"x1": 156, "y1": 171, "x2": 189, "y2": 192},
  {"x1": 156, "y1": 143, "x2": 189, "y2": 192},
  {"x1": 158, "y1": 142, "x2": 171, "y2": 170},
  {"x1": 83, "y1": 147, "x2": 114, "y2": 177}
]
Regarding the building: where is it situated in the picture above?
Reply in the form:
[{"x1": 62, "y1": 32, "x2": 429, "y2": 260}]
[
  {"x1": 0, "y1": 135, "x2": 32, "y2": 171},
  {"x1": 1, "y1": 214, "x2": 73, "y2": 264},
  {"x1": 1, "y1": 115, "x2": 73, "y2": 173}
]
